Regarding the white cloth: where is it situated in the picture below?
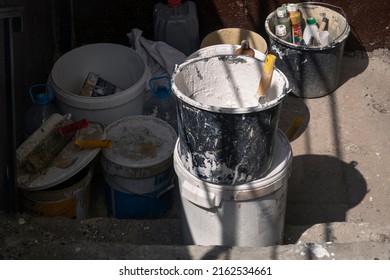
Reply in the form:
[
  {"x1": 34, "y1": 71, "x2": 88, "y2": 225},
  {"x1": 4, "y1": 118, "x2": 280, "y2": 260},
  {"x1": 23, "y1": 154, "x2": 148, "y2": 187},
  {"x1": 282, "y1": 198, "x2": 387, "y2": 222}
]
[{"x1": 127, "y1": 28, "x2": 187, "y2": 77}]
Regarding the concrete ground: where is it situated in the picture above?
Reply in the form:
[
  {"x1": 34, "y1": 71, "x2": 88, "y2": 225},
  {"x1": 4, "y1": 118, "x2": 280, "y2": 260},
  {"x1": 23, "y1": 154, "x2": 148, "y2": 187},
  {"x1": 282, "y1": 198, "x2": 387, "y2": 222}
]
[{"x1": 0, "y1": 48, "x2": 389, "y2": 260}]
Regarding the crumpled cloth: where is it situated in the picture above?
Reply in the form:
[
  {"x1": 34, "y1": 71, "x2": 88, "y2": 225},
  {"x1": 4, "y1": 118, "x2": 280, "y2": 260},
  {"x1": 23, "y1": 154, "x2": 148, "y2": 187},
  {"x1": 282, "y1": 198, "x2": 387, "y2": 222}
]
[{"x1": 127, "y1": 28, "x2": 187, "y2": 77}]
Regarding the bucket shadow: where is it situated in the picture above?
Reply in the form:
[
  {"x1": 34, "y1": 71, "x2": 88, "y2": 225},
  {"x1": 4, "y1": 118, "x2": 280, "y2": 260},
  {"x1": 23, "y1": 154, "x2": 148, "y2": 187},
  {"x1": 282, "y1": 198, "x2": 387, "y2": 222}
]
[
  {"x1": 278, "y1": 94, "x2": 310, "y2": 142},
  {"x1": 338, "y1": 23, "x2": 369, "y2": 87},
  {"x1": 284, "y1": 155, "x2": 367, "y2": 244}
]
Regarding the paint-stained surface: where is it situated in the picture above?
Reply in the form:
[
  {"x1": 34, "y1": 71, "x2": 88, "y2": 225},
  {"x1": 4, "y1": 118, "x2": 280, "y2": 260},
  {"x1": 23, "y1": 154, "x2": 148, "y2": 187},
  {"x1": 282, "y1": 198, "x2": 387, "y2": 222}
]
[
  {"x1": 172, "y1": 55, "x2": 288, "y2": 185},
  {"x1": 16, "y1": 116, "x2": 104, "y2": 191}
]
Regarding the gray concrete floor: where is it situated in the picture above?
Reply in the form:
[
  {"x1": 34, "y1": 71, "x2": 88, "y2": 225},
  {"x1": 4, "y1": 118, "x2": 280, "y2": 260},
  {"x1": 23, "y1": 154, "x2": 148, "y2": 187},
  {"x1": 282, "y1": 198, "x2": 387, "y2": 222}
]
[
  {"x1": 279, "y1": 49, "x2": 390, "y2": 228},
  {"x1": 1, "y1": 48, "x2": 389, "y2": 260}
]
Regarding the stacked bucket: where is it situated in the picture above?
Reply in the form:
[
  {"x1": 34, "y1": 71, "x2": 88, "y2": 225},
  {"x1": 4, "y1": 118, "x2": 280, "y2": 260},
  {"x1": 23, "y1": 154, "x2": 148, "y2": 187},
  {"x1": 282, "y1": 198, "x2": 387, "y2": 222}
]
[{"x1": 171, "y1": 53, "x2": 292, "y2": 247}]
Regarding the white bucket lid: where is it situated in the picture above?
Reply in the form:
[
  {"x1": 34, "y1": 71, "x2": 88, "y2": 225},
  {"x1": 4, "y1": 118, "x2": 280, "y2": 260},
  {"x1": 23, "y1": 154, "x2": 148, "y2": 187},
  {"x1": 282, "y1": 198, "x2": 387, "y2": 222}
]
[
  {"x1": 17, "y1": 115, "x2": 104, "y2": 191},
  {"x1": 174, "y1": 129, "x2": 292, "y2": 207},
  {"x1": 102, "y1": 116, "x2": 177, "y2": 168}
]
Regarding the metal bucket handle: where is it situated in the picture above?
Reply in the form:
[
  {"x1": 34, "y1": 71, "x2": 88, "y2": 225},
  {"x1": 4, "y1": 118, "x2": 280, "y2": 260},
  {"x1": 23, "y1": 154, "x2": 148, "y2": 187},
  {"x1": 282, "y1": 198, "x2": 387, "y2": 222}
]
[{"x1": 299, "y1": 2, "x2": 348, "y2": 47}]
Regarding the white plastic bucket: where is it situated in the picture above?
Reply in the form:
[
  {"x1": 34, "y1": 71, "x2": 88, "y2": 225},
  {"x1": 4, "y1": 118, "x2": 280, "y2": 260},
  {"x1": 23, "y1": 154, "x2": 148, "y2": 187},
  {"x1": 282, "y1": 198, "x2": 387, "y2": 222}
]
[
  {"x1": 101, "y1": 115, "x2": 177, "y2": 219},
  {"x1": 49, "y1": 43, "x2": 150, "y2": 126},
  {"x1": 174, "y1": 129, "x2": 292, "y2": 247},
  {"x1": 20, "y1": 167, "x2": 93, "y2": 219}
]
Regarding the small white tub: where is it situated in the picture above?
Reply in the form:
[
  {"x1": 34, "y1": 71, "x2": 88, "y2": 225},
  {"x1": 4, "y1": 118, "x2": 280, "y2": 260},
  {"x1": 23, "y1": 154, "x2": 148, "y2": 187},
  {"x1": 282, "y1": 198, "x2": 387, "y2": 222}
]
[{"x1": 101, "y1": 116, "x2": 177, "y2": 219}]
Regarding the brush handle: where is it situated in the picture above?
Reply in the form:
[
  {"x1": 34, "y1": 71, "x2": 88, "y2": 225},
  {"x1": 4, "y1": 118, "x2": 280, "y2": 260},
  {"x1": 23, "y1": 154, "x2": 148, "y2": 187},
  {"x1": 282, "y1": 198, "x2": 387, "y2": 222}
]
[
  {"x1": 75, "y1": 139, "x2": 112, "y2": 149},
  {"x1": 286, "y1": 116, "x2": 302, "y2": 141},
  {"x1": 257, "y1": 54, "x2": 277, "y2": 97}
]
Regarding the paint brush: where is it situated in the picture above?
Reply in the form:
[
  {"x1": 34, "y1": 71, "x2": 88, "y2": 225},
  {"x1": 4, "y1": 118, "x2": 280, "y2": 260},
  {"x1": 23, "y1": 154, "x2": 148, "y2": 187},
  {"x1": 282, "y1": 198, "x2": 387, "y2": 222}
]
[
  {"x1": 257, "y1": 54, "x2": 277, "y2": 103},
  {"x1": 74, "y1": 139, "x2": 113, "y2": 149},
  {"x1": 56, "y1": 118, "x2": 89, "y2": 136},
  {"x1": 285, "y1": 116, "x2": 302, "y2": 141}
]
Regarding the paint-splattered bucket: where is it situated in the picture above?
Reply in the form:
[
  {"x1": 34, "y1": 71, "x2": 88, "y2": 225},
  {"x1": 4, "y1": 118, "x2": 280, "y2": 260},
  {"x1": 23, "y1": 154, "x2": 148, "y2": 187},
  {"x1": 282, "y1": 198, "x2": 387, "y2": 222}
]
[
  {"x1": 171, "y1": 55, "x2": 289, "y2": 185},
  {"x1": 20, "y1": 167, "x2": 93, "y2": 219},
  {"x1": 175, "y1": 129, "x2": 292, "y2": 246},
  {"x1": 265, "y1": 3, "x2": 350, "y2": 98},
  {"x1": 16, "y1": 114, "x2": 104, "y2": 219},
  {"x1": 101, "y1": 116, "x2": 177, "y2": 219}
]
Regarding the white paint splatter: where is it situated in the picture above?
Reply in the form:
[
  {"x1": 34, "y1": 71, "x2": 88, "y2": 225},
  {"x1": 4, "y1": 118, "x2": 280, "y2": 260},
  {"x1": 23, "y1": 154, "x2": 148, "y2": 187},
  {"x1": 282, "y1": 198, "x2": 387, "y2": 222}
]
[{"x1": 311, "y1": 244, "x2": 330, "y2": 258}]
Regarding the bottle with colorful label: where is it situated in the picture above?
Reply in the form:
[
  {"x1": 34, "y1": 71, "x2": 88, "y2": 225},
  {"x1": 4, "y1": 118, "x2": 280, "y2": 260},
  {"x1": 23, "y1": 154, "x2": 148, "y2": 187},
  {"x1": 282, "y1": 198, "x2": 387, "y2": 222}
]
[{"x1": 287, "y1": 3, "x2": 303, "y2": 45}]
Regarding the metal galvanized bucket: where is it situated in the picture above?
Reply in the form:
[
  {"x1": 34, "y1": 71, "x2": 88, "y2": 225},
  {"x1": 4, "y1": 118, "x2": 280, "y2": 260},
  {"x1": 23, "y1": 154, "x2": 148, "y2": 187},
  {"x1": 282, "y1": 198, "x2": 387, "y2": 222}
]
[
  {"x1": 171, "y1": 55, "x2": 289, "y2": 185},
  {"x1": 265, "y1": 2, "x2": 350, "y2": 98}
]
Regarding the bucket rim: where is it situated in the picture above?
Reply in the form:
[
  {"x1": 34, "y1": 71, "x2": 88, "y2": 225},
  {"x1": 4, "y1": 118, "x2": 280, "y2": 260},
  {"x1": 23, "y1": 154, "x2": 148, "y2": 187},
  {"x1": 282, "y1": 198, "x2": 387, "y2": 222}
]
[
  {"x1": 265, "y1": 2, "x2": 350, "y2": 51},
  {"x1": 20, "y1": 167, "x2": 92, "y2": 199},
  {"x1": 171, "y1": 55, "x2": 290, "y2": 114},
  {"x1": 174, "y1": 129, "x2": 292, "y2": 198}
]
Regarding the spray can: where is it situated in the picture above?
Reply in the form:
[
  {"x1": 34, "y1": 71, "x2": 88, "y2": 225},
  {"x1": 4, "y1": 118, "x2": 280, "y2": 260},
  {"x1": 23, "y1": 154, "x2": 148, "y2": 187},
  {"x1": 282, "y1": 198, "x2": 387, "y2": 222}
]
[
  {"x1": 287, "y1": 3, "x2": 303, "y2": 45},
  {"x1": 22, "y1": 84, "x2": 60, "y2": 139}
]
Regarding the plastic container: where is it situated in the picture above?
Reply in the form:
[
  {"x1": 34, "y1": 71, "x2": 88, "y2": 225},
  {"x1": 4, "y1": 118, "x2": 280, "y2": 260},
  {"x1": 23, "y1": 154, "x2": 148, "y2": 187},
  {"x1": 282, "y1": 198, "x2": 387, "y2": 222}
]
[
  {"x1": 175, "y1": 129, "x2": 292, "y2": 247},
  {"x1": 265, "y1": 2, "x2": 350, "y2": 98},
  {"x1": 153, "y1": 0, "x2": 199, "y2": 56},
  {"x1": 17, "y1": 113, "x2": 104, "y2": 219},
  {"x1": 303, "y1": 17, "x2": 320, "y2": 46},
  {"x1": 48, "y1": 43, "x2": 149, "y2": 127},
  {"x1": 200, "y1": 28, "x2": 267, "y2": 54},
  {"x1": 142, "y1": 76, "x2": 178, "y2": 132},
  {"x1": 16, "y1": 113, "x2": 104, "y2": 190},
  {"x1": 275, "y1": 6, "x2": 291, "y2": 43},
  {"x1": 101, "y1": 115, "x2": 177, "y2": 219},
  {"x1": 171, "y1": 55, "x2": 289, "y2": 185},
  {"x1": 20, "y1": 167, "x2": 93, "y2": 219},
  {"x1": 22, "y1": 84, "x2": 60, "y2": 139}
]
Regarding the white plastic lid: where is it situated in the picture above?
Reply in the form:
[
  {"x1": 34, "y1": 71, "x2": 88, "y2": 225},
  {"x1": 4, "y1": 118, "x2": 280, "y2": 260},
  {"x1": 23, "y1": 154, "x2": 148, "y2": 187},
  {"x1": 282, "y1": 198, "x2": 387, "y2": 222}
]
[
  {"x1": 286, "y1": 3, "x2": 298, "y2": 12},
  {"x1": 275, "y1": 25, "x2": 287, "y2": 37},
  {"x1": 103, "y1": 115, "x2": 177, "y2": 168},
  {"x1": 276, "y1": 7, "x2": 287, "y2": 18},
  {"x1": 17, "y1": 118, "x2": 105, "y2": 191}
]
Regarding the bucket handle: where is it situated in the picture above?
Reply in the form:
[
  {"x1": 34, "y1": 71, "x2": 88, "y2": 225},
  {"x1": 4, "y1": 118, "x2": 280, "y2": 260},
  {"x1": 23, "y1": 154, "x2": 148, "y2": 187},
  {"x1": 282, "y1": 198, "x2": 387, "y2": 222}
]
[
  {"x1": 155, "y1": 183, "x2": 175, "y2": 199},
  {"x1": 29, "y1": 83, "x2": 54, "y2": 104},
  {"x1": 299, "y1": 2, "x2": 348, "y2": 46},
  {"x1": 148, "y1": 76, "x2": 172, "y2": 93},
  {"x1": 180, "y1": 180, "x2": 221, "y2": 209}
]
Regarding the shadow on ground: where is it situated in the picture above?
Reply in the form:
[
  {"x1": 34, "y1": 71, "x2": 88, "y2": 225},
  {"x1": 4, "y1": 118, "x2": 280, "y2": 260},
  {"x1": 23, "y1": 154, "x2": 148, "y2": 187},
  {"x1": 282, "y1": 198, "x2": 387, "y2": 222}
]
[
  {"x1": 284, "y1": 154, "x2": 367, "y2": 243},
  {"x1": 278, "y1": 94, "x2": 310, "y2": 142}
]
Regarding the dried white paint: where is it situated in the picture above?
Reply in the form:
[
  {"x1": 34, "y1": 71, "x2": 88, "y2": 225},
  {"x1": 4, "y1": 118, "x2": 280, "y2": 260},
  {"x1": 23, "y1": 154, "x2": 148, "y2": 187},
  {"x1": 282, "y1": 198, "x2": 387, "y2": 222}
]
[
  {"x1": 173, "y1": 56, "x2": 288, "y2": 113},
  {"x1": 310, "y1": 244, "x2": 331, "y2": 258}
]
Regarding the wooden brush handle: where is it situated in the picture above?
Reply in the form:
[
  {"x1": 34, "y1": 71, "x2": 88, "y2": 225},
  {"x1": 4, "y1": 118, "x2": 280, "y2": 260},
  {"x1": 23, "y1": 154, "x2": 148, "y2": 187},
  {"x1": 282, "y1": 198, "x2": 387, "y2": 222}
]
[
  {"x1": 75, "y1": 139, "x2": 112, "y2": 149},
  {"x1": 257, "y1": 54, "x2": 277, "y2": 97}
]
